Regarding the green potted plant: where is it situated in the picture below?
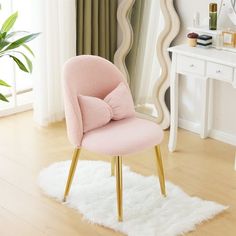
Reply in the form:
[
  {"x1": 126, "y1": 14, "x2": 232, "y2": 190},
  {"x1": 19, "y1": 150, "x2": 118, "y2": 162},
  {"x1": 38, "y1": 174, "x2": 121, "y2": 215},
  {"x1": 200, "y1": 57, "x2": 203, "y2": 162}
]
[{"x1": 0, "y1": 12, "x2": 40, "y2": 102}]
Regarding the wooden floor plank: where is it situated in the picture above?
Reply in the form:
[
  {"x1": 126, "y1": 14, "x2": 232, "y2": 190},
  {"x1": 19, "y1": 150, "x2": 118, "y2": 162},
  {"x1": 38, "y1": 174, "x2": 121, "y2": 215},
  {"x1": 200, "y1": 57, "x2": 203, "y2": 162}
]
[
  {"x1": 0, "y1": 206, "x2": 44, "y2": 236},
  {"x1": 0, "y1": 111, "x2": 235, "y2": 236}
]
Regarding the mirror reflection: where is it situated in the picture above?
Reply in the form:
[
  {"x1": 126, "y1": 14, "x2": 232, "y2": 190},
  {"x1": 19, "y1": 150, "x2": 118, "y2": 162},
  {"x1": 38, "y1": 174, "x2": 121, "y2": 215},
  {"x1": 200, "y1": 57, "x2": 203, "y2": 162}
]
[
  {"x1": 126, "y1": 0, "x2": 164, "y2": 118},
  {"x1": 219, "y1": 0, "x2": 236, "y2": 28}
]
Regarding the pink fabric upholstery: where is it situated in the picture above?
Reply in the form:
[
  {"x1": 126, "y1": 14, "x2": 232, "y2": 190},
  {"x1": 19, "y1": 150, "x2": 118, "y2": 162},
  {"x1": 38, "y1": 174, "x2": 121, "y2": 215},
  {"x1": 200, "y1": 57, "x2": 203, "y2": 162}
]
[
  {"x1": 63, "y1": 55, "x2": 125, "y2": 147},
  {"x1": 63, "y1": 55, "x2": 164, "y2": 155},
  {"x1": 78, "y1": 95, "x2": 111, "y2": 133},
  {"x1": 79, "y1": 82, "x2": 135, "y2": 132},
  {"x1": 82, "y1": 117, "x2": 163, "y2": 156},
  {"x1": 104, "y1": 82, "x2": 135, "y2": 120}
]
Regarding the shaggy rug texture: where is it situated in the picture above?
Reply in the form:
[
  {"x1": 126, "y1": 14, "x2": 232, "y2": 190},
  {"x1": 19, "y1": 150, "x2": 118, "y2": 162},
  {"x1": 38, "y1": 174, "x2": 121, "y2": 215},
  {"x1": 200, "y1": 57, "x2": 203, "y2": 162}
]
[{"x1": 38, "y1": 160, "x2": 227, "y2": 236}]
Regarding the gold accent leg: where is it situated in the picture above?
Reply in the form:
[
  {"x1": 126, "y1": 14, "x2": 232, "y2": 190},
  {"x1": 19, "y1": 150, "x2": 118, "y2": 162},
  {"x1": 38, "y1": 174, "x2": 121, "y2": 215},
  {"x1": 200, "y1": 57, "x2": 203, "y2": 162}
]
[
  {"x1": 154, "y1": 145, "x2": 166, "y2": 197},
  {"x1": 63, "y1": 148, "x2": 80, "y2": 202},
  {"x1": 111, "y1": 157, "x2": 116, "y2": 176},
  {"x1": 115, "y1": 156, "x2": 123, "y2": 221}
]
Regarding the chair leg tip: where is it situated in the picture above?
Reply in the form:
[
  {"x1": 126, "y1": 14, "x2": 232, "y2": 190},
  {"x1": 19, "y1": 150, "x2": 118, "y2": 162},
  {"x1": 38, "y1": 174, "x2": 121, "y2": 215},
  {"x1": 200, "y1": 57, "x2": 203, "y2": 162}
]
[{"x1": 63, "y1": 196, "x2": 67, "y2": 202}]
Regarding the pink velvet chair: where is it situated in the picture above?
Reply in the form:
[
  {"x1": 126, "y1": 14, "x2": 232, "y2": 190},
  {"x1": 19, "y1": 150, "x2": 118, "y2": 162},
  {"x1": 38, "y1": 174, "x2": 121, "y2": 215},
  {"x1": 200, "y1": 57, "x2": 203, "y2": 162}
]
[{"x1": 62, "y1": 55, "x2": 166, "y2": 221}]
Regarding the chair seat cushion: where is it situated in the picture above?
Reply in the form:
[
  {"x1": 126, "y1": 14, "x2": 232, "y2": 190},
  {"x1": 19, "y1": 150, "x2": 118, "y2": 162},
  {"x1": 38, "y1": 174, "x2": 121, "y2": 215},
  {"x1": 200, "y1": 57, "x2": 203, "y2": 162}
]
[{"x1": 82, "y1": 117, "x2": 163, "y2": 156}]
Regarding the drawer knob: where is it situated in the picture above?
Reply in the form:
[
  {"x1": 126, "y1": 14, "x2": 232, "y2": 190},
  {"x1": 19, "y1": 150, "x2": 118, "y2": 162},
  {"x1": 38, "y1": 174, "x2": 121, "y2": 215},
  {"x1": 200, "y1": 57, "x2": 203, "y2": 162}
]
[
  {"x1": 216, "y1": 70, "x2": 221, "y2": 73},
  {"x1": 190, "y1": 64, "x2": 194, "y2": 67}
]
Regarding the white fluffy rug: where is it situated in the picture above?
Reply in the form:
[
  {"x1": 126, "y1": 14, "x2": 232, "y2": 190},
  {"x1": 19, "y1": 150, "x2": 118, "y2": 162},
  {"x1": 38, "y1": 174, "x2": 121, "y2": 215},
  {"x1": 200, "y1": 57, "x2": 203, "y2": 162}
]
[{"x1": 38, "y1": 160, "x2": 227, "y2": 236}]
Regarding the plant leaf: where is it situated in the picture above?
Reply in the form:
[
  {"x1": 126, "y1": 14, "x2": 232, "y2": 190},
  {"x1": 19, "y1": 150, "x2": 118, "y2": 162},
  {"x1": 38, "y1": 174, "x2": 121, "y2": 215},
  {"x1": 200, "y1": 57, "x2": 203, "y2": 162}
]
[
  {"x1": 22, "y1": 44, "x2": 35, "y2": 57},
  {"x1": 5, "y1": 33, "x2": 40, "y2": 51},
  {"x1": 1, "y1": 12, "x2": 18, "y2": 33},
  {"x1": 0, "y1": 32, "x2": 7, "y2": 40},
  {"x1": 10, "y1": 55, "x2": 29, "y2": 73},
  {"x1": 22, "y1": 53, "x2": 32, "y2": 73},
  {"x1": 16, "y1": 51, "x2": 32, "y2": 73},
  {"x1": 5, "y1": 51, "x2": 33, "y2": 73},
  {"x1": 0, "y1": 39, "x2": 10, "y2": 51},
  {"x1": 0, "y1": 93, "x2": 9, "y2": 102},
  {"x1": 0, "y1": 79, "x2": 11, "y2": 87},
  {"x1": 5, "y1": 30, "x2": 29, "y2": 39}
]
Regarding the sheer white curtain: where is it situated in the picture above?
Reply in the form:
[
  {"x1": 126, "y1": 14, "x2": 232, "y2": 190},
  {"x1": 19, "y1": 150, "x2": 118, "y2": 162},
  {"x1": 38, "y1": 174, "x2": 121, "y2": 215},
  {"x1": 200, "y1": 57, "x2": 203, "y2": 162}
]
[
  {"x1": 131, "y1": 0, "x2": 163, "y2": 107},
  {"x1": 32, "y1": 0, "x2": 76, "y2": 126}
]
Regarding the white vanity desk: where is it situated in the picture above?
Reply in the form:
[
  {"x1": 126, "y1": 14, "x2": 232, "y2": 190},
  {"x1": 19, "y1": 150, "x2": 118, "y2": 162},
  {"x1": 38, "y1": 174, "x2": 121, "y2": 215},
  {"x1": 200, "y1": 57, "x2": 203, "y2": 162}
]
[{"x1": 168, "y1": 44, "x2": 236, "y2": 152}]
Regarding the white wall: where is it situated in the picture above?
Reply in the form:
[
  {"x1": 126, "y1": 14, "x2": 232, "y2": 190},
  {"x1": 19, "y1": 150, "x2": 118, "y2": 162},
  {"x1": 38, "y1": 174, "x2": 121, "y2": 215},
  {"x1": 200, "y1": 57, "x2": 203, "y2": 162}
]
[{"x1": 174, "y1": 0, "x2": 236, "y2": 146}]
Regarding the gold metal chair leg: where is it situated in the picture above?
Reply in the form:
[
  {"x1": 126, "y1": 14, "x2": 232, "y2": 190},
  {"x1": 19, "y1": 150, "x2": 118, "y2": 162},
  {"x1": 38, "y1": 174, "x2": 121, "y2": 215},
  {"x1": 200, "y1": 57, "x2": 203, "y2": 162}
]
[
  {"x1": 111, "y1": 157, "x2": 116, "y2": 176},
  {"x1": 115, "y1": 156, "x2": 123, "y2": 221},
  {"x1": 63, "y1": 148, "x2": 81, "y2": 202},
  {"x1": 154, "y1": 145, "x2": 166, "y2": 197}
]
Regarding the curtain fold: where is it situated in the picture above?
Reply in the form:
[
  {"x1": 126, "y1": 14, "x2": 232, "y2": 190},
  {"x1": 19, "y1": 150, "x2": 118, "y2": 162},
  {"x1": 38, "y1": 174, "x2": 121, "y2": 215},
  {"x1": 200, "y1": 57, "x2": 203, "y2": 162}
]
[
  {"x1": 76, "y1": 0, "x2": 117, "y2": 62},
  {"x1": 92, "y1": 0, "x2": 99, "y2": 55},
  {"x1": 32, "y1": 0, "x2": 117, "y2": 125},
  {"x1": 32, "y1": 0, "x2": 76, "y2": 126}
]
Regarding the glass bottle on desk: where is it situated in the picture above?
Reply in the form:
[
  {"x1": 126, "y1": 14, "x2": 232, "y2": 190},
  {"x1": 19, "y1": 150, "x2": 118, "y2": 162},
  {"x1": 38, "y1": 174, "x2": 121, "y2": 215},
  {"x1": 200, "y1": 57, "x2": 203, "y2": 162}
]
[
  {"x1": 215, "y1": 34, "x2": 223, "y2": 49},
  {"x1": 209, "y1": 3, "x2": 217, "y2": 30}
]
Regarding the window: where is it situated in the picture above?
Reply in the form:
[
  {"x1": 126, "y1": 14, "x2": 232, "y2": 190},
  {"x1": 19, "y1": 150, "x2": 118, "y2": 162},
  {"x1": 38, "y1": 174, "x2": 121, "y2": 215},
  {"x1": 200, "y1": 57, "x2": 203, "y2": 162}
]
[{"x1": 0, "y1": 0, "x2": 34, "y2": 116}]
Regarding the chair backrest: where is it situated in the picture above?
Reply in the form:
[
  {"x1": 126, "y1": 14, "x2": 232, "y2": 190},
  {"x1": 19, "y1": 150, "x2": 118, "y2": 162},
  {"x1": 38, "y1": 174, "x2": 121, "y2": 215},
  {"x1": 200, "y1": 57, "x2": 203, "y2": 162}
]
[{"x1": 62, "y1": 55, "x2": 125, "y2": 147}]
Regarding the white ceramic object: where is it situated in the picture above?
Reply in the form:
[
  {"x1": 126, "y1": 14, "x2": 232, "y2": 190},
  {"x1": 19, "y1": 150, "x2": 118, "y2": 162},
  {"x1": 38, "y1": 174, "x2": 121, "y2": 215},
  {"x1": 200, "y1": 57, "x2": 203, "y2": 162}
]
[{"x1": 219, "y1": 0, "x2": 236, "y2": 26}]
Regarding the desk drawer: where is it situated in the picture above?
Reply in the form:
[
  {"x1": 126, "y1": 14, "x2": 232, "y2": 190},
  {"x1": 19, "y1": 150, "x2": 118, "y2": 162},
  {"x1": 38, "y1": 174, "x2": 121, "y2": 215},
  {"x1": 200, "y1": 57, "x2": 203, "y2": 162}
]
[
  {"x1": 177, "y1": 55, "x2": 205, "y2": 76},
  {"x1": 206, "y1": 62, "x2": 233, "y2": 82}
]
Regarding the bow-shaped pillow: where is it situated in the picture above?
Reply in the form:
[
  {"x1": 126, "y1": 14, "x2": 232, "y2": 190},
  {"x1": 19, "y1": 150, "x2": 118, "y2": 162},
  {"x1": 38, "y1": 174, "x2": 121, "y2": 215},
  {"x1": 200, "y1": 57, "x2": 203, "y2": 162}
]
[{"x1": 78, "y1": 82, "x2": 135, "y2": 133}]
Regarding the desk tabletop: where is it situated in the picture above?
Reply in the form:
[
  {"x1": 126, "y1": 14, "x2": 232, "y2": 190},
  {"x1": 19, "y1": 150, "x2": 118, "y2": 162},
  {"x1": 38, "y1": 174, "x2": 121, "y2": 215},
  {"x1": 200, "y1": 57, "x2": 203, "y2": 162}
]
[{"x1": 168, "y1": 44, "x2": 236, "y2": 67}]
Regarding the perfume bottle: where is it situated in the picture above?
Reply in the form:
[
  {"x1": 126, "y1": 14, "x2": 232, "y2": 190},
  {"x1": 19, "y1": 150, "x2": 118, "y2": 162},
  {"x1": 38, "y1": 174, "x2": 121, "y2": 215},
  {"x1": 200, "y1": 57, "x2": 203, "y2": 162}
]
[
  {"x1": 209, "y1": 3, "x2": 217, "y2": 30},
  {"x1": 215, "y1": 34, "x2": 223, "y2": 49},
  {"x1": 193, "y1": 12, "x2": 200, "y2": 27}
]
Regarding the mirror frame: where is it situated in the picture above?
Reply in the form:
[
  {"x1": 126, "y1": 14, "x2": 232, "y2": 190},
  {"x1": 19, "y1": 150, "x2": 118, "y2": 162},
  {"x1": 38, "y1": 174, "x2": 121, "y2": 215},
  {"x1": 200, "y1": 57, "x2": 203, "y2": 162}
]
[{"x1": 114, "y1": 0, "x2": 180, "y2": 129}]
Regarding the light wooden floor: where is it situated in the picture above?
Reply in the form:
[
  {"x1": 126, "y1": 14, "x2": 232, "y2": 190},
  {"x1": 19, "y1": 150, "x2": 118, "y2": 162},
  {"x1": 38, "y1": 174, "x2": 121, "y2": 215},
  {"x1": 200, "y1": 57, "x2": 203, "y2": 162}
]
[{"x1": 0, "y1": 111, "x2": 235, "y2": 236}]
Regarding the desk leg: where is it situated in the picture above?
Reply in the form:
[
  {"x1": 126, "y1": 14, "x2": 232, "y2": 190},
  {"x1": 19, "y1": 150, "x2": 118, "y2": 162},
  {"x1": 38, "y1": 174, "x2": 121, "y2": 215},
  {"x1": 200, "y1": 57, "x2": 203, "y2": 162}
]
[
  {"x1": 200, "y1": 78, "x2": 209, "y2": 139},
  {"x1": 168, "y1": 54, "x2": 178, "y2": 152},
  {"x1": 234, "y1": 152, "x2": 236, "y2": 171}
]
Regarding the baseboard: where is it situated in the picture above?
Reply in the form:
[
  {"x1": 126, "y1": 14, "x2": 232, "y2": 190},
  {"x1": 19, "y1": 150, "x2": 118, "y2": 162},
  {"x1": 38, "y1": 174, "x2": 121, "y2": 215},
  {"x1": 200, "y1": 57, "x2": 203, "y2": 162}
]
[
  {"x1": 178, "y1": 118, "x2": 200, "y2": 134},
  {"x1": 0, "y1": 104, "x2": 33, "y2": 117},
  {"x1": 209, "y1": 129, "x2": 236, "y2": 146},
  {"x1": 178, "y1": 118, "x2": 236, "y2": 146}
]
